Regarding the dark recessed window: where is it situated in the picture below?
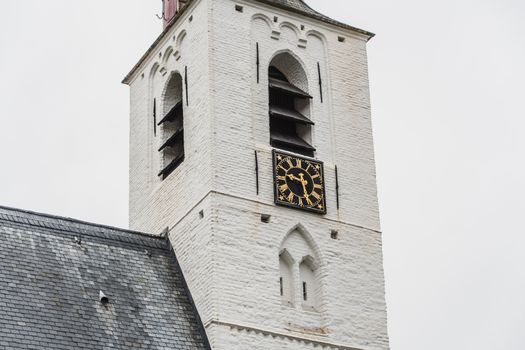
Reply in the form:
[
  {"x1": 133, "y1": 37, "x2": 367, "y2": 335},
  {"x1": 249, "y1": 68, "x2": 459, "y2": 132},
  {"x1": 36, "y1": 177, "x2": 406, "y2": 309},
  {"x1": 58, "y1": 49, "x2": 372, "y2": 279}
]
[
  {"x1": 268, "y1": 66, "x2": 314, "y2": 157},
  {"x1": 158, "y1": 73, "x2": 185, "y2": 179}
]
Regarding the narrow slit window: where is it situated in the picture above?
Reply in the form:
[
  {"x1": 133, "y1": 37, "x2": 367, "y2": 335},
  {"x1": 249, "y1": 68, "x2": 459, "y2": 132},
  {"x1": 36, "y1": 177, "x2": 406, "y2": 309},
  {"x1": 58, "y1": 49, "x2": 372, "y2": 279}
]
[
  {"x1": 279, "y1": 251, "x2": 294, "y2": 307},
  {"x1": 299, "y1": 256, "x2": 319, "y2": 311},
  {"x1": 303, "y1": 282, "x2": 308, "y2": 301}
]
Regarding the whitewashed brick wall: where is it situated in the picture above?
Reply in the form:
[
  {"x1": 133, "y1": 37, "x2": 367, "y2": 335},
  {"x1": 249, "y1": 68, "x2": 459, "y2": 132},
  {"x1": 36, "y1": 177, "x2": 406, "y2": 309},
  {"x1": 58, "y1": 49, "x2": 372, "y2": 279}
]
[
  {"x1": 128, "y1": 0, "x2": 213, "y2": 233},
  {"x1": 126, "y1": 0, "x2": 389, "y2": 349}
]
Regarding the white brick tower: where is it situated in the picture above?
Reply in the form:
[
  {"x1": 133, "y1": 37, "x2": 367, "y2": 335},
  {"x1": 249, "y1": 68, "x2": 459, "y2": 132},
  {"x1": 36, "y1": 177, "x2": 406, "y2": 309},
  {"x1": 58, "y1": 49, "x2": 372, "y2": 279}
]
[{"x1": 123, "y1": 1, "x2": 389, "y2": 349}]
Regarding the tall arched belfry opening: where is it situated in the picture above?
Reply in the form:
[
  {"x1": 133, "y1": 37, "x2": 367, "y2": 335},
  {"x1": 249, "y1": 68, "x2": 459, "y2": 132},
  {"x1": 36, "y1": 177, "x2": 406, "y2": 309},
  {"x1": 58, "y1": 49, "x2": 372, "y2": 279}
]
[{"x1": 123, "y1": 0, "x2": 390, "y2": 349}]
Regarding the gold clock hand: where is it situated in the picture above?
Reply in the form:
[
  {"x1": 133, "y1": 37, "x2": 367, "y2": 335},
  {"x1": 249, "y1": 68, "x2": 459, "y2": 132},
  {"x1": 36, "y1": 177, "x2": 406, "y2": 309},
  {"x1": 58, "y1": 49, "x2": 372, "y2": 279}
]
[
  {"x1": 286, "y1": 174, "x2": 302, "y2": 182},
  {"x1": 299, "y1": 173, "x2": 309, "y2": 197}
]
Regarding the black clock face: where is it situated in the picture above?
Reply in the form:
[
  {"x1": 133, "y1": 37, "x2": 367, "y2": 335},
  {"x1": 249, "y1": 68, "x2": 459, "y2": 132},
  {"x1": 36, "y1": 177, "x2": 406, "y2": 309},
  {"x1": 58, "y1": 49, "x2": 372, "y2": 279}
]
[{"x1": 273, "y1": 150, "x2": 326, "y2": 214}]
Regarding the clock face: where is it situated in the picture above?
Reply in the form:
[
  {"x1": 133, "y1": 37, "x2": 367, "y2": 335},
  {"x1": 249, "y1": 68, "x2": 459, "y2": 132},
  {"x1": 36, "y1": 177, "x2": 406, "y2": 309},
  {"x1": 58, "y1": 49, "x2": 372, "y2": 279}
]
[{"x1": 273, "y1": 150, "x2": 326, "y2": 214}]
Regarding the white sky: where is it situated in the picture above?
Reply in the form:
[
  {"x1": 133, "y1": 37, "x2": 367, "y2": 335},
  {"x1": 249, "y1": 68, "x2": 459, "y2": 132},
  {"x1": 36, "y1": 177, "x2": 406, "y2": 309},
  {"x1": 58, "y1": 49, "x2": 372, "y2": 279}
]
[{"x1": 0, "y1": 1, "x2": 524, "y2": 349}]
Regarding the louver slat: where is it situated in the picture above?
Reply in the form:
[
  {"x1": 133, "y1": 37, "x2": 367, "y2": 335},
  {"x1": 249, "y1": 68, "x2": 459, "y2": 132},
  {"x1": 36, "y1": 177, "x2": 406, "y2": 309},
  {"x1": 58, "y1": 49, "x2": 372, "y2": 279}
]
[
  {"x1": 158, "y1": 152, "x2": 185, "y2": 178},
  {"x1": 270, "y1": 131, "x2": 316, "y2": 152},
  {"x1": 157, "y1": 101, "x2": 183, "y2": 126},
  {"x1": 158, "y1": 128, "x2": 183, "y2": 152},
  {"x1": 269, "y1": 78, "x2": 312, "y2": 99},
  {"x1": 269, "y1": 105, "x2": 314, "y2": 125}
]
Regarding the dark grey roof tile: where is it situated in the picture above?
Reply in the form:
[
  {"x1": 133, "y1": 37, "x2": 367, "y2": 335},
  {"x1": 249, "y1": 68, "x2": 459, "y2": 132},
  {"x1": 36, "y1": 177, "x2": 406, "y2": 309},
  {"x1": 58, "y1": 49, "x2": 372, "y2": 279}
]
[{"x1": 0, "y1": 206, "x2": 210, "y2": 350}]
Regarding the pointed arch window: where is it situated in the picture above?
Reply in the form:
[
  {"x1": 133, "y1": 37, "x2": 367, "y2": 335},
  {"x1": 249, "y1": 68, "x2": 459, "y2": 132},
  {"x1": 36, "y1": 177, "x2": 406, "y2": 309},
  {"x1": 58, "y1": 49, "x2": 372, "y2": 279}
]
[
  {"x1": 278, "y1": 227, "x2": 322, "y2": 312},
  {"x1": 158, "y1": 72, "x2": 185, "y2": 179},
  {"x1": 268, "y1": 54, "x2": 315, "y2": 157}
]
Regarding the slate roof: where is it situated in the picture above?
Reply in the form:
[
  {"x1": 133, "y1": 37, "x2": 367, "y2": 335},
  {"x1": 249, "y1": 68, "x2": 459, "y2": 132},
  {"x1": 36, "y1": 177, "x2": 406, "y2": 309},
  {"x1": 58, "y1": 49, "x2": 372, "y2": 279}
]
[
  {"x1": 0, "y1": 206, "x2": 210, "y2": 350},
  {"x1": 122, "y1": 0, "x2": 374, "y2": 84}
]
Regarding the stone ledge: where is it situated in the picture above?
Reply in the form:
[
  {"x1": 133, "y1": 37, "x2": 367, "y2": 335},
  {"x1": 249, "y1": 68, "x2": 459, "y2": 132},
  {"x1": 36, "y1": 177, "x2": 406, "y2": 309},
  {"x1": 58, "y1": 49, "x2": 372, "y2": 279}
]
[{"x1": 206, "y1": 319, "x2": 367, "y2": 350}]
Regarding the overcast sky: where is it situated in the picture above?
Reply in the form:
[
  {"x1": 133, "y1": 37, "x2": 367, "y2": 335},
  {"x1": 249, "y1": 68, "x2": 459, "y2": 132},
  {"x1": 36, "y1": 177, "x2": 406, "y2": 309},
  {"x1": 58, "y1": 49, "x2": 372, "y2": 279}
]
[{"x1": 1, "y1": 1, "x2": 524, "y2": 349}]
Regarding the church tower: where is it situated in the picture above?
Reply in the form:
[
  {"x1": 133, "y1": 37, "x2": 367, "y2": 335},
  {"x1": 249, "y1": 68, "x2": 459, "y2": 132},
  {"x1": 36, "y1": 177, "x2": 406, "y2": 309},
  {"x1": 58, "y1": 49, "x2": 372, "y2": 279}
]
[{"x1": 123, "y1": 1, "x2": 389, "y2": 349}]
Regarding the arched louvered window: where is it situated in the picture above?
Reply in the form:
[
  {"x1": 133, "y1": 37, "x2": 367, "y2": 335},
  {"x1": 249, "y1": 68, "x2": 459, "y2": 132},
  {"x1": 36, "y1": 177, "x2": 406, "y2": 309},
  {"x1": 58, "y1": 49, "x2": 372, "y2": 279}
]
[
  {"x1": 268, "y1": 54, "x2": 314, "y2": 157},
  {"x1": 158, "y1": 72, "x2": 185, "y2": 179}
]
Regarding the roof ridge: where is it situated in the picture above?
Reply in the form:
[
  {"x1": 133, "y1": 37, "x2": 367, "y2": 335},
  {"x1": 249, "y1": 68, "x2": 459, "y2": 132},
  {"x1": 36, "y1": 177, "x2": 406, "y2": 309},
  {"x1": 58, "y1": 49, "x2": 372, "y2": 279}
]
[{"x1": 0, "y1": 205, "x2": 167, "y2": 249}]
